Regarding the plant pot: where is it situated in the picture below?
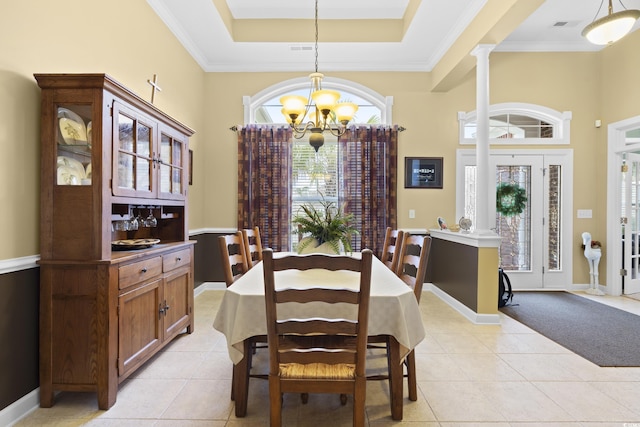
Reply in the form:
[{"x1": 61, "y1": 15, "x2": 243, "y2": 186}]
[{"x1": 297, "y1": 237, "x2": 343, "y2": 254}]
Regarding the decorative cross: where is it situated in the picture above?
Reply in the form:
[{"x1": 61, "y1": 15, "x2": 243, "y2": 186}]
[{"x1": 147, "y1": 74, "x2": 162, "y2": 104}]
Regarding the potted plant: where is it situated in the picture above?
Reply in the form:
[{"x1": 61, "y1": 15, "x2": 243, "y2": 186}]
[{"x1": 292, "y1": 198, "x2": 359, "y2": 254}]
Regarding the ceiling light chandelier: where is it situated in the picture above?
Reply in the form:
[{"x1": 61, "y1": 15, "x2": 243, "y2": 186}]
[
  {"x1": 582, "y1": 0, "x2": 640, "y2": 45},
  {"x1": 280, "y1": 0, "x2": 358, "y2": 151}
]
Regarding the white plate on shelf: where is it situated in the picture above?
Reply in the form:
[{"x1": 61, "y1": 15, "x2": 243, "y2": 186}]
[
  {"x1": 58, "y1": 107, "x2": 87, "y2": 145},
  {"x1": 112, "y1": 238, "x2": 161, "y2": 250},
  {"x1": 86, "y1": 121, "x2": 92, "y2": 146},
  {"x1": 85, "y1": 163, "x2": 92, "y2": 179},
  {"x1": 57, "y1": 156, "x2": 85, "y2": 178},
  {"x1": 57, "y1": 165, "x2": 82, "y2": 185},
  {"x1": 59, "y1": 117, "x2": 87, "y2": 145}
]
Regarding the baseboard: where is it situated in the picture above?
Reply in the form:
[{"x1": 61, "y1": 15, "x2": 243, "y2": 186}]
[
  {"x1": 0, "y1": 388, "x2": 39, "y2": 427},
  {"x1": 426, "y1": 283, "x2": 501, "y2": 325},
  {"x1": 195, "y1": 282, "x2": 226, "y2": 294}
]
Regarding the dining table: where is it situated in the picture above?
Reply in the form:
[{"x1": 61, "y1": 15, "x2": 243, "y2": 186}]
[{"x1": 212, "y1": 252, "x2": 426, "y2": 420}]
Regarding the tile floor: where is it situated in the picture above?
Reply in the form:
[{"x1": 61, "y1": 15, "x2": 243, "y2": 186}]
[{"x1": 14, "y1": 289, "x2": 640, "y2": 426}]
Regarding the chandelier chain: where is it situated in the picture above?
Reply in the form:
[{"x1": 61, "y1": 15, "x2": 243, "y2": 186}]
[{"x1": 314, "y1": 0, "x2": 319, "y2": 73}]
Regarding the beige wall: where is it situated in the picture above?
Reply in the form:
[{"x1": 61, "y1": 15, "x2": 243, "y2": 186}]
[
  {"x1": 2, "y1": 1, "x2": 640, "y2": 286},
  {"x1": 0, "y1": 0, "x2": 205, "y2": 259},
  {"x1": 201, "y1": 54, "x2": 604, "y2": 284}
]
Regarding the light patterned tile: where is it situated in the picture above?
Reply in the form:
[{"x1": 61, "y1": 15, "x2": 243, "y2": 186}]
[
  {"x1": 160, "y1": 379, "x2": 234, "y2": 420},
  {"x1": 16, "y1": 290, "x2": 640, "y2": 426},
  {"x1": 448, "y1": 353, "x2": 526, "y2": 381},
  {"x1": 419, "y1": 381, "x2": 505, "y2": 421},
  {"x1": 478, "y1": 381, "x2": 574, "y2": 421},
  {"x1": 498, "y1": 354, "x2": 586, "y2": 381},
  {"x1": 430, "y1": 333, "x2": 493, "y2": 354},
  {"x1": 533, "y1": 381, "x2": 639, "y2": 421}
]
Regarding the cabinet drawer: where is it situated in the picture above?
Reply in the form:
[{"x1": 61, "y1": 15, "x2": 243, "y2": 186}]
[
  {"x1": 163, "y1": 248, "x2": 191, "y2": 272},
  {"x1": 119, "y1": 256, "x2": 162, "y2": 290}
]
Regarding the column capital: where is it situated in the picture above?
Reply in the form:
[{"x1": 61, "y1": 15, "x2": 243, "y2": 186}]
[{"x1": 471, "y1": 44, "x2": 496, "y2": 58}]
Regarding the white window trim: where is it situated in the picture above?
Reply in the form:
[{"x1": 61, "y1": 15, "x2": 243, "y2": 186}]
[
  {"x1": 458, "y1": 102, "x2": 572, "y2": 145},
  {"x1": 244, "y1": 76, "x2": 393, "y2": 125}
]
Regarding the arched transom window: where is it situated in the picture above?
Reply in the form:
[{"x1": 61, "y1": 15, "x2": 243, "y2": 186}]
[{"x1": 458, "y1": 102, "x2": 572, "y2": 145}]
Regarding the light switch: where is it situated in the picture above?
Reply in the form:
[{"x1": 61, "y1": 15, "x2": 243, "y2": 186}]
[
  {"x1": 409, "y1": 209, "x2": 415, "y2": 219},
  {"x1": 577, "y1": 209, "x2": 592, "y2": 219}
]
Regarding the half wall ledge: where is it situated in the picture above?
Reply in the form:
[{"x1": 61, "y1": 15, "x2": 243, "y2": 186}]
[{"x1": 428, "y1": 229, "x2": 501, "y2": 324}]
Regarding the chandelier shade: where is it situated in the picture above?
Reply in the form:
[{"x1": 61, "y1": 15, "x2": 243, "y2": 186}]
[
  {"x1": 582, "y1": 0, "x2": 640, "y2": 45},
  {"x1": 279, "y1": 0, "x2": 358, "y2": 151}
]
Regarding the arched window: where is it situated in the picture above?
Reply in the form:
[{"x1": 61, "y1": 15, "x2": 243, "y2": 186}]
[
  {"x1": 240, "y1": 78, "x2": 396, "y2": 252},
  {"x1": 244, "y1": 76, "x2": 390, "y2": 125},
  {"x1": 458, "y1": 102, "x2": 572, "y2": 145}
]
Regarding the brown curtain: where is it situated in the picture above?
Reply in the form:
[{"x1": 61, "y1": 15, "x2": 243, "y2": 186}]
[
  {"x1": 339, "y1": 125, "x2": 398, "y2": 256},
  {"x1": 237, "y1": 125, "x2": 292, "y2": 251}
]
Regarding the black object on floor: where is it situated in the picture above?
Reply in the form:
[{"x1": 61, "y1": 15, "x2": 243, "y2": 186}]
[{"x1": 500, "y1": 291, "x2": 640, "y2": 367}]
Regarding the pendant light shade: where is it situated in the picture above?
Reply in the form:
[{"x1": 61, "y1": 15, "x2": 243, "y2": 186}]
[{"x1": 582, "y1": 0, "x2": 640, "y2": 45}]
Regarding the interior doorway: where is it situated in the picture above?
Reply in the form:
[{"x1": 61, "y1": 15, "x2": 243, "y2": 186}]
[
  {"x1": 621, "y1": 151, "x2": 640, "y2": 295},
  {"x1": 606, "y1": 116, "x2": 640, "y2": 296}
]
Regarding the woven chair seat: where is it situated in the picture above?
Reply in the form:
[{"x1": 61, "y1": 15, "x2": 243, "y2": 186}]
[{"x1": 280, "y1": 363, "x2": 356, "y2": 380}]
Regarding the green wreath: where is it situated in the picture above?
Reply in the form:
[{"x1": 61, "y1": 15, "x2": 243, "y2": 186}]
[{"x1": 496, "y1": 183, "x2": 527, "y2": 216}]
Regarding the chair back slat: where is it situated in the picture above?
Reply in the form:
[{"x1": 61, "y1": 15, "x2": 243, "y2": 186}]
[
  {"x1": 277, "y1": 319, "x2": 358, "y2": 336},
  {"x1": 275, "y1": 288, "x2": 360, "y2": 304},
  {"x1": 279, "y1": 350, "x2": 357, "y2": 366}
]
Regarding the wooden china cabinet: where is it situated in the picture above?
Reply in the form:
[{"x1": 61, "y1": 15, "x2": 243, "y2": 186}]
[{"x1": 35, "y1": 74, "x2": 195, "y2": 410}]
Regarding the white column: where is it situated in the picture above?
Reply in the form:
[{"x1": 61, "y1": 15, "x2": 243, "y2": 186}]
[{"x1": 471, "y1": 44, "x2": 495, "y2": 235}]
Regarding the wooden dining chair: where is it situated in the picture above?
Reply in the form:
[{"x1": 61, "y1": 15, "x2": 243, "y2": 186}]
[
  {"x1": 394, "y1": 233, "x2": 431, "y2": 401},
  {"x1": 218, "y1": 231, "x2": 251, "y2": 400},
  {"x1": 218, "y1": 232, "x2": 250, "y2": 287},
  {"x1": 262, "y1": 248, "x2": 373, "y2": 427},
  {"x1": 380, "y1": 227, "x2": 404, "y2": 273},
  {"x1": 367, "y1": 233, "x2": 431, "y2": 401},
  {"x1": 242, "y1": 226, "x2": 263, "y2": 269}
]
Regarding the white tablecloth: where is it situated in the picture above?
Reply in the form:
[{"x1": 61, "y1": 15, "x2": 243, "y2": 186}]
[{"x1": 213, "y1": 254, "x2": 426, "y2": 364}]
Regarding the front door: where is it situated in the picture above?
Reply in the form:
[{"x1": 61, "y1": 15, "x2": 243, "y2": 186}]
[
  {"x1": 490, "y1": 155, "x2": 544, "y2": 288},
  {"x1": 459, "y1": 150, "x2": 572, "y2": 290}
]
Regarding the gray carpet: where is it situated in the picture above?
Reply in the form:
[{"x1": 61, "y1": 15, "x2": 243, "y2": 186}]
[{"x1": 500, "y1": 291, "x2": 640, "y2": 367}]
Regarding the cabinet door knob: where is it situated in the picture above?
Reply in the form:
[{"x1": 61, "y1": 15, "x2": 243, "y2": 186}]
[
  {"x1": 141, "y1": 267, "x2": 148, "y2": 273},
  {"x1": 176, "y1": 257, "x2": 181, "y2": 262}
]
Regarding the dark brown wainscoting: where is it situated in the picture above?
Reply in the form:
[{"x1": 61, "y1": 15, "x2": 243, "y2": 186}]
[
  {"x1": 0, "y1": 267, "x2": 39, "y2": 411},
  {"x1": 191, "y1": 233, "x2": 226, "y2": 287},
  {"x1": 430, "y1": 237, "x2": 478, "y2": 312}
]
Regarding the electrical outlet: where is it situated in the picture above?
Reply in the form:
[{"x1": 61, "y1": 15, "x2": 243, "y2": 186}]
[
  {"x1": 577, "y1": 209, "x2": 592, "y2": 219},
  {"x1": 409, "y1": 209, "x2": 415, "y2": 219}
]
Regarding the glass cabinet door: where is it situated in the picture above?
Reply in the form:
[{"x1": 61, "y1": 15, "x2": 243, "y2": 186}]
[
  {"x1": 56, "y1": 104, "x2": 93, "y2": 186},
  {"x1": 112, "y1": 102, "x2": 155, "y2": 198},
  {"x1": 158, "y1": 125, "x2": 186, "y2": 200}
]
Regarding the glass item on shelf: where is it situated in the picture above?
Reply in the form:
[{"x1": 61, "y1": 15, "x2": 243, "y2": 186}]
[
  {"x1": 129, "y1": 215, "x2": 139, "y2": 231},
  {"x1": 145, "y1": 210, "x2": 157, "y2": 227}
]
